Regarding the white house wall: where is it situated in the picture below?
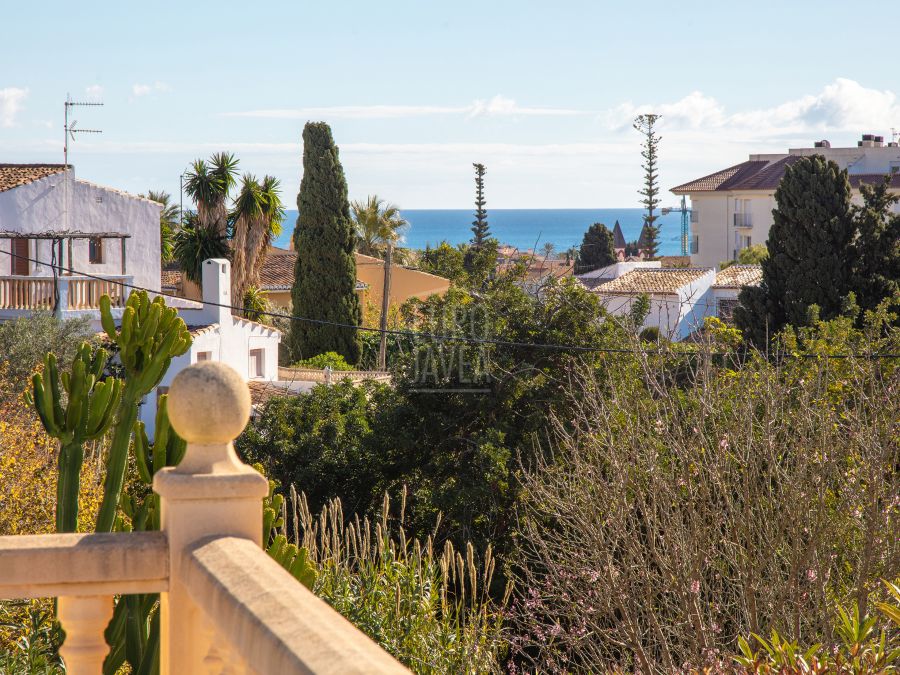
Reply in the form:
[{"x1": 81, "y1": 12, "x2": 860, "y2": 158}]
[{"x1": 0, "y1": 173, "x2": 161, "y2": 292}]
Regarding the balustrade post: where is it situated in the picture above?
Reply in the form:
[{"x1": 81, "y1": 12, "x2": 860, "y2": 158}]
[
  {"x1": 153, "y1": 362, "x2": 268, "y2": 675},
  {"x1": 57, "y1": 595, "x2": 114, "y2": 674},
  {"x1": 55, "y1": 276, "x2": 69, "y2": 317}
]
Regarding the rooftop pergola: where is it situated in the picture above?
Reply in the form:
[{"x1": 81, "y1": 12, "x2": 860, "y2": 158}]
[{"x1": 0, "y1": 230, "x2": 131, "y2": 275}]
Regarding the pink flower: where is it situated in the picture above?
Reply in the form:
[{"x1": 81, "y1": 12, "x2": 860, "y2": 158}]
[
  {"x1": 719, "y1": 436, "x2": 729, "y2": 450},
  {"x1": 806, "y1": 569, "x2": 817, "y2": 582},
  {"x1": 690, "y1": 580, "x2": 700, "y2": 594}
]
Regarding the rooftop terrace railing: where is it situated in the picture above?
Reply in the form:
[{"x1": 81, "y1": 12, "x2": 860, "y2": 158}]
[
  {"x1": 0, "y1": 275, "x2": 129, "y2": 312},
  {"x1": 0, "y1": 361, "x2": 407, "y2": 675}
]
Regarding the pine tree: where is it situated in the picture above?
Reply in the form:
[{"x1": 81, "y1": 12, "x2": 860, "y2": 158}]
[
  {"x1": 471, "y1": 163, "x2": 490, "y2": 246},
  {"x1": 289, "y1": 122, "x2": 362, "y2": 364},
  {"x1": 734, "y1": 155, "x2": 855, "y2": 346},
  {"x1": 634, "y1": 114, "x2": 661, "y2": 260},
  {"x1": 576, "y1": 223, "x2": 617, "y2": 273}
]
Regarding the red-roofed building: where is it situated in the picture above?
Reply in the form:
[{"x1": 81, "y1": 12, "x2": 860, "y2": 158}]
[{"x1": 672, "y1": 136, "x2": 900, "y2": 268}]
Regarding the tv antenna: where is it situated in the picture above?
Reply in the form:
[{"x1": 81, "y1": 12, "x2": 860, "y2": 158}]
[
  {"x1": 63, "y1": 94, "x2": 103, "y2": 231},
  {"x1": 64, "y1": 94, "x2": 103, "y2": 167}
]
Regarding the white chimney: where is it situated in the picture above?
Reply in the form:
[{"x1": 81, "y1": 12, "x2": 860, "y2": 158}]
[{"x1": 199, "y1": 258, "x2": 232, "y2": 326}]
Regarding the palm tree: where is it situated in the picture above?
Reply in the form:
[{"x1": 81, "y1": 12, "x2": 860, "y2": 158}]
[
  {"x1": 145, "y1": 190, "x2": 179, "y2": 263},
  {"x1": 230, "y1": 174, "x2": 284, "y2": 306},
  {"x1": 351, "y1": 195, "x2": 408, "y2": 257},
  {"x1": 172, "y1": 212, "x2": 229, "y2": 285},
  {"x1": 183, "y1": 153, "x2": 238, "y2": 236}
]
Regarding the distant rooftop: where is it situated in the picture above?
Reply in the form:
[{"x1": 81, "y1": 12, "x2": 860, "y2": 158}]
[
  {"x1": 713, "y1": 264, "x2": 762, "y2": 289},
  {"x1": 596, "y1": 267, "x2": 714, "y2": 295}
]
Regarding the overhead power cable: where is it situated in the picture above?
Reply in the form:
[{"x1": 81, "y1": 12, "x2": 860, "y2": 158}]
[{"x1": 1, "y1": 247, "x2": 898, "y2": 360}]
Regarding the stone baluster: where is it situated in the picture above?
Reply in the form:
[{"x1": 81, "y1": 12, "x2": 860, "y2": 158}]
[
  {"x1": 153, "y1": 361, "x2": 268, "y2": 675},
  {"x1": 57, "y1": 595, "x2": 114, "y2": 674}
]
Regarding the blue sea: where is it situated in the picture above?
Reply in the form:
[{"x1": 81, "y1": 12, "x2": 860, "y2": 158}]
[{"x1": 275, "y1": 208, "x2": 685, "y2": 255}]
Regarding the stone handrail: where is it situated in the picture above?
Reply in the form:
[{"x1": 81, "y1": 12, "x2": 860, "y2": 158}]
[
  {"x1": 0, "y1": 361, "x2": 407, "y2": 674},
  {"x1": 185, "y1": 537, "x2": 405, "y2": 673},
  {"x1": 0, "y1": 532, "x2": 167, "y2": 599}
]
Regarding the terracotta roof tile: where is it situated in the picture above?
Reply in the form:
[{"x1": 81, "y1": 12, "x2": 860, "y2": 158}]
[
  {"x1": 596, "y1": 268, "x2": 714, "y2": 295},
  {"x1": 671, "y1": 156, "x2": 801, "y2": 194},
  {"x1": 161, "y1": 269, "x2": 182, "y2": 290},
  {"x1": 713, "y1": 265, "x2": 762, "y2": 289},
  {"x1": 849, "y1": 173, "x2": 900, "y2": 188},
  {"x1": 0, "y1": 164, "x2": 68, "y2": 193},
  {"x1": 248, "y1": 380, "x2": 305, "y2": 407}
]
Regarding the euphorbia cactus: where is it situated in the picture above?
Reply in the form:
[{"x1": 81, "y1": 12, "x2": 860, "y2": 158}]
[
  {"x1": 26, "y1": 345, "x2": 122, "y2": 532},
  {"x1": 95, "y1": 291, "x2": 191, "y2": 532}
]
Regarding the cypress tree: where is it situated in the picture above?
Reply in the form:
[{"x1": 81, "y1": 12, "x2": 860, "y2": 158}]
[
  {"x1": 471, "y1": 163, "x2": 490, "y2": 246},
  {"x1": 634, "y1": 114, "x2": 661, "y2": 259},
  {"x1": 576, "y1": 223, "x2": 616, "y2": 273},
  {"x1": 734, "y1": 155, "x2": 855, "y2": 346},
  {"x1": 851, "y1": 178, "x2": 900, "y2": 315},
  {"x1": 289, "y1": 122, "x2": 362, "y2": 364}
]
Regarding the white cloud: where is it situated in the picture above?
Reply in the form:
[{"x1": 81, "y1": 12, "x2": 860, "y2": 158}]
[
  {"x1": 85, "y1": 84, "x2": 103, "y2": 100},
  {"x1": 225, "y1": 95, "x2": 585, "y2": 120},
  {"x1": 467, "y1": 94, "x2": 582, "y2": 118},
  {"x1": 0, "y1": 87, "x2": 28, "y2": 127},
  {"x1": 606, "y1": 78, "x2": 900, "y2": 139},
  {"x1": 132, "y1": 81, "x2": 171, "y2": 97}
]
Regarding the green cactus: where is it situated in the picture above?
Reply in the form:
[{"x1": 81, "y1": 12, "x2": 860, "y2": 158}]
[
  {"x1": 258, "y1": 464, "x2": 319, "y2": 590},
  {"x1": 95, "y1": 291, "x2": 191, "y2": 533},
  {"x1": 25, "y1": 344, "x2": 122, "y2": 533}
]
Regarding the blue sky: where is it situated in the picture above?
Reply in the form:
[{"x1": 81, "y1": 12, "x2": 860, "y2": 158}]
[{"x1": 2, "y1": 0, "x2": 899, "y2": 208}]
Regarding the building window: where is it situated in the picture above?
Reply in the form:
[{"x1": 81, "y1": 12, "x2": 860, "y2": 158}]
[
  {"x1": 717, "y1": 299, "x2": 739, "y2": 323},
  {"x1": 89, "y1": 238, "x2": 104, "y2": 264},
  {"x1": 690, "y1": 235, "x2": 699, "y2": 254},
  {"x1": 249, "y1": 348, "x2": 265, "y2": 378},
  {"x1": 196, "y1": 351, "x2": 212, "y2": 362}
]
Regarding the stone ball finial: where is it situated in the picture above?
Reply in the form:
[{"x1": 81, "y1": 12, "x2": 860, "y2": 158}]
[{"x1": 167, "y1": 361, "x2": 251, "y2": 444}]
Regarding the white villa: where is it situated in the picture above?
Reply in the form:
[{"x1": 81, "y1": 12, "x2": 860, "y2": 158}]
[
  {"x1": 0, "y1": 163, "x2": 285, "y2": 436},
  {"x1": 672, "y1": 135, "x2": 900, "y2": 268},
  {"x1": 0, "y1": 164, "x2": 161, "y2": 321},
  {"x1": 140, "y1": 259, "x2": 282, "y2": 437}
]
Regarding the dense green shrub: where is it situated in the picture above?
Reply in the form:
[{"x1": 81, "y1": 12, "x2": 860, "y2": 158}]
[
  {"x1": 0, "y1": 313, "x2": 91, "y2": 385},
  {"x1": 291, "y1": 351, "x2": 354, "y2": 371}
]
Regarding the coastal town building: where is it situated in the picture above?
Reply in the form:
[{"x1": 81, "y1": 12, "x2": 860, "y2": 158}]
[
  {"x1": 575, "y1": 260, "x2": 661, "y2": 290},
  {"x1": 672, "y1": 135, "x2": 900, "y2": 268},
  {"x1": 710, "y1": 264, "x2": 763, "y2": 323},
  {"x1": 591, "y1": 267, "x2": 717, "y2": 340},
  {"x1": 0, "y1": 164, "x2": 161, "y2": 324}
]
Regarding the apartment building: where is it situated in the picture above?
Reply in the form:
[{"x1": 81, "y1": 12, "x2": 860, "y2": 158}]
[{"x1": 671, "y1": 135, "x2": 900, "y2": 268}]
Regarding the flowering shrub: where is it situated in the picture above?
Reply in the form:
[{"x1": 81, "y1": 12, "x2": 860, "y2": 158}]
[
  {"x1": 0, "y1": 367, "x2": 104, "y2": 667},
  {"x1": 510, "y1": 336, "x2": 899, "y2": 671}
]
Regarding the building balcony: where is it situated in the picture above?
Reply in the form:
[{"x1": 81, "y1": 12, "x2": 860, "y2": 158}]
[
  {"x1": 0, "y1": 275, "x2": 130, "y2": 316},
  {"x1": 0, "y1": 362, "x2": 406, "y2": 675},
  {"x1": 733, "y1": 212, "x2": 752, "y2": 228}
]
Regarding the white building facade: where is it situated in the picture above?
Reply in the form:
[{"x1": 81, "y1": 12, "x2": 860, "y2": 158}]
[
  {"x1": 673, "y1": 136, "x2": 900, "y2": 269},
  {"x1": 141, "y1": 259, "x2": 281, "y2": 436},
  {"x1": 0, "y1": 164, "x2": 161, "y2": 321}
]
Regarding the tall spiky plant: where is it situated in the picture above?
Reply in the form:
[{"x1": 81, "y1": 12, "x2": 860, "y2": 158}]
[
  {"x1": 183, "y1": 152, "x2": 239, "y2": 236},
  {"x1": 230, "y1": 175, "x2": 284, "y2": 308},
  {"x1": 351, "y1": 195, "x2": 408, "y2": 257},
  {"x1": 209, "y1": 152, "x2": 240, "y2": 236}
]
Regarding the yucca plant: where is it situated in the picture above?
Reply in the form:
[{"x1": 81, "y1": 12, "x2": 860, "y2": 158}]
[{"x1": 172, "y1": 213, "x2": 229, "y2": 285}]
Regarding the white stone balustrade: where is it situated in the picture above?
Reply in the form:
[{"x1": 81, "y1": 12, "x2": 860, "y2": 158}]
[
  {"x1": 0, "y1": 275, "x2": 130, "y2": 312},
  {"x1": 0, "y1": 361, "x2": 408, "y2": 675}
]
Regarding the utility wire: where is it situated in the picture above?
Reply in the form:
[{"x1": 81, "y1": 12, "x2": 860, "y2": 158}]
[{"x1": 2, "y1": 247, "x2": 898, "y2": 360}]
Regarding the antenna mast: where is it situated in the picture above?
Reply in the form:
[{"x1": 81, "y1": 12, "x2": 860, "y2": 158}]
[{"x1": 63, "y1": 93, "x2": 103, "y2": 230}]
